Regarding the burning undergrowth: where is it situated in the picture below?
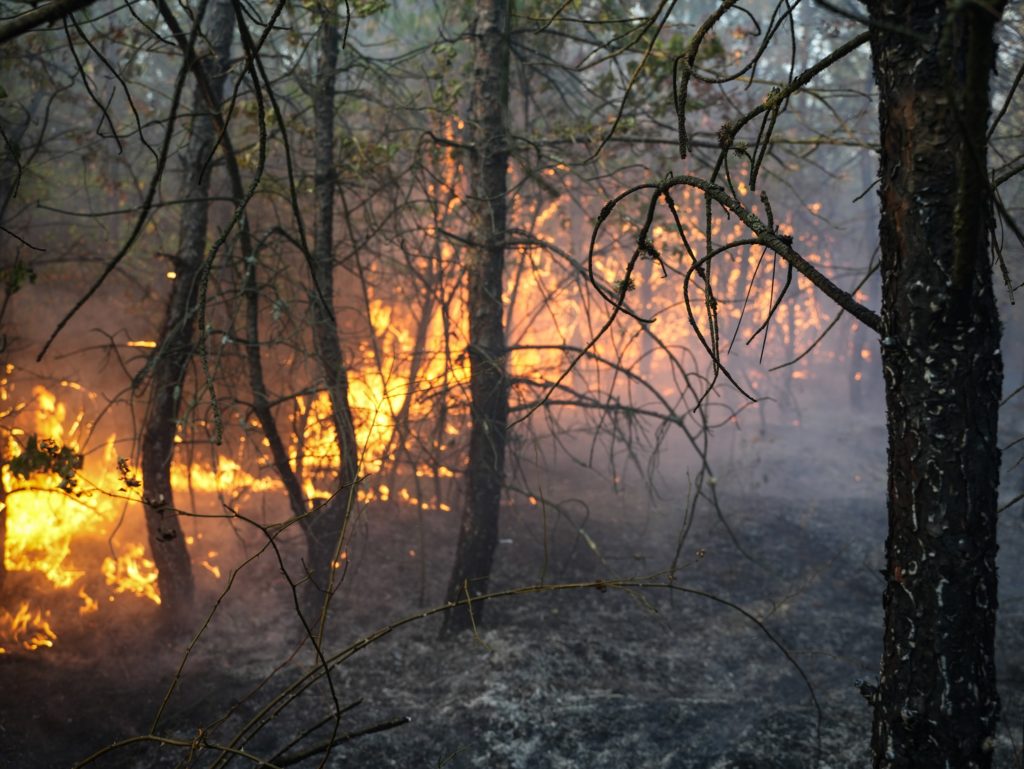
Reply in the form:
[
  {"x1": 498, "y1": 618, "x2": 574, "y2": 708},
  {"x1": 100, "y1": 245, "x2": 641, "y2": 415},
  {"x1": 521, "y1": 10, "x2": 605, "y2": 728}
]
[
  {"x1": 0, "y1": 373, "x2": 162, "y2": 655},
  {"x1": 0, "y1": 174, "x2": 1000, "y2": 766},
  {"x1": 1, "y1": 394, "x2": 1023, "y2": 768}
]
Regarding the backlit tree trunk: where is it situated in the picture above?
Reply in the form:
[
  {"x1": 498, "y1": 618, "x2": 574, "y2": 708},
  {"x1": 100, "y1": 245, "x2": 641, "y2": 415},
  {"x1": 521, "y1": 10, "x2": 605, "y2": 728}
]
[
  {"x1": 0, "y1": 443, "x2": 6, "y2": 594},
  {"x1": 868, "y1": 2, "x2": 1004, "y2": 766},
  {"x1": 305, "y1": 0, "x2": 360, "y2": 620},
  {"x1": 140, "y1": 0, "x2": 234, "y2": 622},
  {"x1": 442, "y1": 0, "x2": 511, "y2": 635}
]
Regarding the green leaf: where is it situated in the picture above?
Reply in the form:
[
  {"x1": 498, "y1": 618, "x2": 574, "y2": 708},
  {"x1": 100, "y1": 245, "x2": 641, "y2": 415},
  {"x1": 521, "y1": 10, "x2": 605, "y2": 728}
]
[{"x1": 8, "y1": 434, "x2": 83, "y2": 493}]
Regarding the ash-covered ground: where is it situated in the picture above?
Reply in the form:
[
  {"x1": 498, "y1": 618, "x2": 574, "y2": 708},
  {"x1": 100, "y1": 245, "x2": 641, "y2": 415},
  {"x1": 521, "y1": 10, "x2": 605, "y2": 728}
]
[{"x1": 3, "y1": 404, "x2": 1024, "y2": 769}]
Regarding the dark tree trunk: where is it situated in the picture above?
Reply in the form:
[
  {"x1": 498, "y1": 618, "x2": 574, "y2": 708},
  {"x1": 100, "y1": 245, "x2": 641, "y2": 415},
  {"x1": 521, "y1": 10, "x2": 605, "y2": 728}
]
[
  {"x1": 0, "y1": 443, "x2": 7, "y2": 595},
  {"x1": 304, "y1": 0, "x2": 360, "y2": 620},
  {"x1": 442, "y1": 0, "x2": 511, "y2": 635},
  {"x1": 140, "y1": 0, "x2": 234, "y2": 623},
  {"x1": 868, "y1": 2, "x2": 1004, "y2": 766},
  {"x1": 244, "y1": 252, "x2": 308, "y2": 522}
]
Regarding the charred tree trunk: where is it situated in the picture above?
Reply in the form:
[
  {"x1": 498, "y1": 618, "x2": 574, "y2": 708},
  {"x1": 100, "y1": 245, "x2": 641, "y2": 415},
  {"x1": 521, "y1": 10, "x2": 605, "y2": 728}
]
[
  {"x1": 867, "y1": 2, "x2": 1004, "y2": 766},
  {"x1": 442, "y1": 0, "x2": 511, "y2": 636},
  {"x1": 305, "y1": 0, "x2": 360, "y2": 619},
  {"x1": 140, "y1": 0, "x2": 234, "y2": 623}
]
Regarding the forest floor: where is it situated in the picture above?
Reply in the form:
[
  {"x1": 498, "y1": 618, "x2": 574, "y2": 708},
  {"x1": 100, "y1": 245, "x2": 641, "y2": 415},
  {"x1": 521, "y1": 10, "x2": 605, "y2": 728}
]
[{"x1": 3, "y1": 406, "x2": 1024, "y2": 769}]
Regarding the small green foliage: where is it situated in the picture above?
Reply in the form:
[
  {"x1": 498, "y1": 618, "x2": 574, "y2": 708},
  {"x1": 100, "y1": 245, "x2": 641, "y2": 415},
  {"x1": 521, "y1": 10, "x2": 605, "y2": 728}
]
[
  {"x1": 615, "y1": 276, "x2": 636, "y2": 294},
  {"x1": 1, "y1": 258, "x2": 36, "y2": 295},
  {"x1": 431, "y1": 41, "x2": 456, "y2": 62},
  {"x1": 352, "y1": 0, "x2": 388, "y2": 16},
  {"x1": 432, "y1": 80, "x2": 463, "y2": 111},
  {"x1": 8, "y1": 434, "x2": 83, "y2": 493}
]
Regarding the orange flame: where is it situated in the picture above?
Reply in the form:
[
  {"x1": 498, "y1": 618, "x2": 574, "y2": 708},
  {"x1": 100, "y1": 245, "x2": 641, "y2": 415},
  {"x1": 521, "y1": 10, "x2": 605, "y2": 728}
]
[
  {"x1": 102, "y1": 544, "x2": 161, "y2": 605},
  {"x1": 1, "y1": 373, "x2": 180, "y2": 652},
  {"x1": 0, "y1": 603, "x2": 57, "y2": 653}
]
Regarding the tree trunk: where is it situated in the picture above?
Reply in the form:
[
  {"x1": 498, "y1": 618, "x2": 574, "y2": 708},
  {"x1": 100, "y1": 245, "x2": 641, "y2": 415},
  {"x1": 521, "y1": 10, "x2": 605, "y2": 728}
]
[
  {"x1": 0, "y1": 443, "x2": 7, "y2": 595},
  {"x1": 304, "y1": 0, "x2": 360, "y2": 620},
  {"x1": 868, "y1": 2, "x2": 1004, "y2": 766},
  {"x1": 442, "y1": 0, "x2": 511, "y2": 636},
  {"x1": 140, "y1": 0, "x2": 234, "y2": 623}
]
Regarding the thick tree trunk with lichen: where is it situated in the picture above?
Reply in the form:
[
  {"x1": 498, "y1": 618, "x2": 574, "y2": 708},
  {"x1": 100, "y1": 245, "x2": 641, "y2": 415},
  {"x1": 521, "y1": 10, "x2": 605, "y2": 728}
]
[
  {"x1": 867, "y1": 2, "x2": 1004, "y2": 766},
  {"x1": 441, "y1": 0, "x2": 511, "y2": 636},
  {"x1": 304, "y1": 0, "x2": 361, "y2": 620},
  {"x1": 140, "y1": 0, "x2": 234, "y2": 623}
]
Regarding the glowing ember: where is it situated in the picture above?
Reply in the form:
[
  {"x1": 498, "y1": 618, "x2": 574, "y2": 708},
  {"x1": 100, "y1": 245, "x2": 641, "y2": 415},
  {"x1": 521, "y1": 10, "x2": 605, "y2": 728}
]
[{"x1": 77, "y1": 587, "x2": 98, "y2": 615}]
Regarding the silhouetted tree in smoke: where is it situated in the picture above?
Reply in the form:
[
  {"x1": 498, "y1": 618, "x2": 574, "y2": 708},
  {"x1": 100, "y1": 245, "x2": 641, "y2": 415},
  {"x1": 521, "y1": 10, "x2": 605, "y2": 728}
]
[
  {"x1": 303, "y1": 0, "x2": 362, "y2": 624},
  {"x1": 139, "y1": 0, "x2": 236, "y2": 622},
  {"x1": 442, "y1": 0, "x2": 512, "y2": 636},
  {"x1": 583, "y1": 1, "x2": 1014, "y2": 765},
  {"x1": 866, "y1": 3, "x2": 1004, "y2": 765}
]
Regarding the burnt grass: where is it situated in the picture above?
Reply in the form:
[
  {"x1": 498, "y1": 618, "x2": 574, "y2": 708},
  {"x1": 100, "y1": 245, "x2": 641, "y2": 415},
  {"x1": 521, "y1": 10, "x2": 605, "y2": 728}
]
[{"x1": 3, "y1": 415, "x2": 1024, "y2": 768}]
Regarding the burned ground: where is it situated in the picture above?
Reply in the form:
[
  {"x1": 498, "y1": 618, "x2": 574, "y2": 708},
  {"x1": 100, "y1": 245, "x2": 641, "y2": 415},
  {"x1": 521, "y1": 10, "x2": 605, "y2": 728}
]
[{"x1": 3, "y1": 412, "x2": 1024, "y2": 769}]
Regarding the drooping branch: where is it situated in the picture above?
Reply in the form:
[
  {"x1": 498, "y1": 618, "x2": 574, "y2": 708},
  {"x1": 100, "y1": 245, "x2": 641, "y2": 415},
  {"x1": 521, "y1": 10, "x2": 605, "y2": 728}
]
[
  {"x1": 672, "y1": 177, "x2": 881, "y2": 332},
  {"x1": 708, "y1": 31, "x2": 871, "y2": 183},
  {"x1": 674, "y1": 0, "x2": 739, "y2": 158},
  {"x1": 590, "y1": 176, "x2": 881, "y2": 336}
]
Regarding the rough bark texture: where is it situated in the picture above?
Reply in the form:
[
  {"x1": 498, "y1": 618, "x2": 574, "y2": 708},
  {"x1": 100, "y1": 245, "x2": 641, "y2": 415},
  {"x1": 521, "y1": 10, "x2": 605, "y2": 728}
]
[
  {"x1": 305, "y1": 0, "x2": 360, "y2": 619},
  {"x1": 868, "y1": 2, "x2": 1004, "y2": 766},
  {"x1": 140, "y1": 0, "x2": 234, "y2": 623},
  {"x1": 442, "y1": 0, "x2": 511, "y2": 635}
]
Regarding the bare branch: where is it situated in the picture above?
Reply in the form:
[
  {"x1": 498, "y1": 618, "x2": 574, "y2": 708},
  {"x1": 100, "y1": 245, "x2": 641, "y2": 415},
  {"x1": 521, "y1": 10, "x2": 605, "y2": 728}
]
[{"x1": 0, "y1": 0, "x2": 102, "y2": 44}]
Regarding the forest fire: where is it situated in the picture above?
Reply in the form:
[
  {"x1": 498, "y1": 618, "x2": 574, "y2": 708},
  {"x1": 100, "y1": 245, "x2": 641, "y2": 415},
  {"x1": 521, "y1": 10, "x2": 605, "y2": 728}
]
[
  {"x1": 0, "y1": 172, "x2": 845, "y2": 662},
  {"x1": 1, "y1": 0, "x2": 1018, "y2": 765},
  {"x1": 1, "y1": 374, "x2": 169, "y2": 653},
  {"x1": 0, "y1": 168, "x2": 843, "y2": 659},
  {"x1": 0, "y1": 343, "x2": 468, "y2": 654}
]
